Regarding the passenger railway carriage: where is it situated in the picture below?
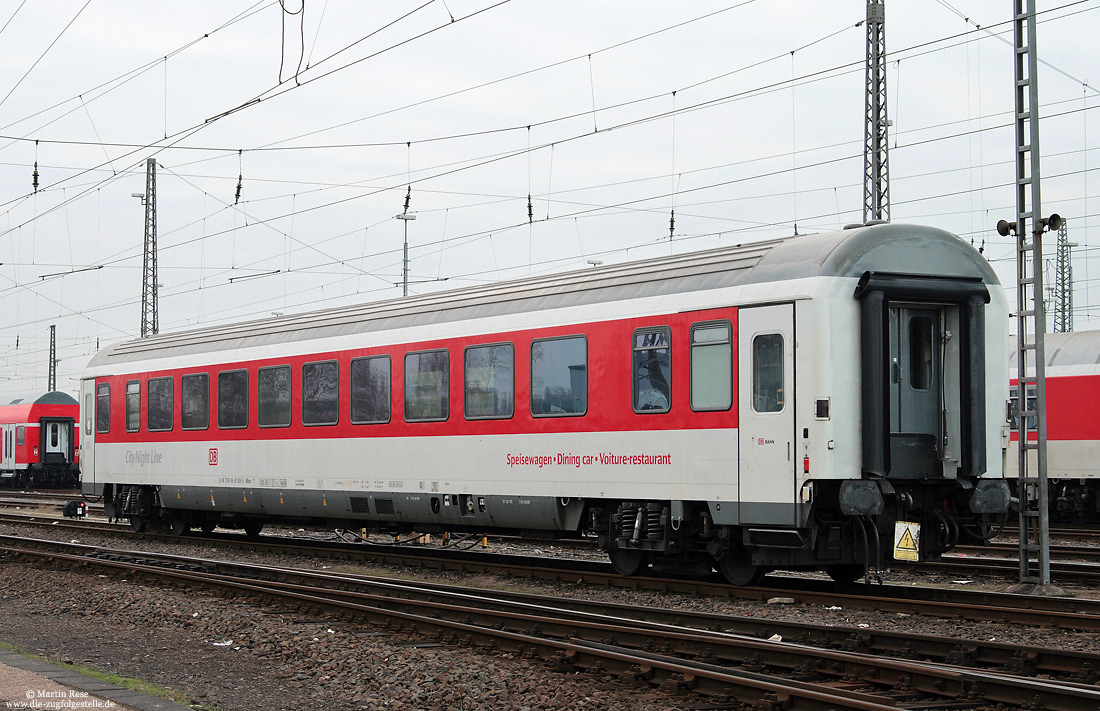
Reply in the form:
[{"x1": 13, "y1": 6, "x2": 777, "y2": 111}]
[
  {"x1": 1008, "y1": 330, "x2": 1100, "y2": 523},
  {"x1": 0, "y1": 392, "x2": 80, "y2": 488},
  {"x1": 80, "y1": 222, "x2": 1011, "y2": 584}
]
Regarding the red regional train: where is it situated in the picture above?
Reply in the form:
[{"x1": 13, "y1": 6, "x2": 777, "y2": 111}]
[
  {"x1": 1008, "y1": 329, "x2": 1100, "y2": 523},
  {"x1": 80, "y1": 223, "x2": 1011, "y2": 584},
  {"x1": 0, "y1": 392, "x2": 80, "y2": 488}
]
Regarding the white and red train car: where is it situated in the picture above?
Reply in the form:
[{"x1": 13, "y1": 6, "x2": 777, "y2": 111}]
[
  {"x1": 1008, "y1": 329, "x2": 1100, "y2": 523},
  {"x1": 0, "y1": 392, "x2": 80, "y2": 488},
  {"x1": 79, "y1": 223, "x2": 1010, "y2": 584}
]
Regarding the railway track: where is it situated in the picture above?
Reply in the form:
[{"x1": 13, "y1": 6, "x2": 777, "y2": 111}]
[
  {"x1": 4, "y1": 534, "x2": 1099, "y2": 711},
  {"x1": 3, "y1": 511, "x2": 1100, "y2": 633}
]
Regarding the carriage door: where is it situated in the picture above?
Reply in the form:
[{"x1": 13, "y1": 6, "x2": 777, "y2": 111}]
[
  {"x1": 738, "y1": 304, "x2": 796, "y2": 525},
  {"x1": 888, "y1": 306, "x2": 943, "y2": 476},
  {"x1": 43, "y1": 420, "x2": 70, "y2": 464},
  {"x1": 0, "y1": 425, "x2": 12, "y2": 472},
  {"x1": 80, "y1": 378, "x2": 96, "y2": 489}
]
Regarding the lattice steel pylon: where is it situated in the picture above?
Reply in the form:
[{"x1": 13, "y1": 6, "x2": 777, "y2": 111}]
[
  {"x1": 47, "y1": 325, "x2": 56, "y2": 392},
  {"x1": 140, "y1": 158, "x2": 158, "y2": 337},
  {"x1": 1053, "y1": 219, "x2": 1075, "y2": 333},
  {"x1": 1008, "y1": 0, "x2": 1057, "y2": 589},
  {"x1": 863, "y1": 0, "x2": 890, "y2": 223}
]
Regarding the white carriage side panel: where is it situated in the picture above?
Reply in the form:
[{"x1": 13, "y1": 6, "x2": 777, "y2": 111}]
[
  {"x1": 985, "y1": 283, "x2": 1011, "y2": 480},
  {"x1": 798, "y1": 278, "x2": 862, "y2": 485},
  {"x1": 91, "y1": 428, "x2": 738, "y2": 502}
]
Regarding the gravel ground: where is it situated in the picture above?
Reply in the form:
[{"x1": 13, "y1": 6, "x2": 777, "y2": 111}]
[{"x1": 3, "y1": 519, "x2": 1100, "y2": 711}]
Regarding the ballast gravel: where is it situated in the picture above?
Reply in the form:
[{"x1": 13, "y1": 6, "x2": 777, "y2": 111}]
[{"x1": 2, "y1": 519, "x2": 1100, "y2": 711}]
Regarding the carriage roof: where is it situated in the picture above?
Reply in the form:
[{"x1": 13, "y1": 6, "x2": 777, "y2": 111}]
[{"x1": 88, "y1": 222, "x2": 998, "y2": 368}]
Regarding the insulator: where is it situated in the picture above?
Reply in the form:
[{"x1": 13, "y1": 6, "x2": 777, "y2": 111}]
[
  {"x1": 403, "y1": 185, "x2": 411, "y2": 214},
  {"x1": 527, "y1": 194, "x2": 533, "y2": 223},
  {"x1": 32, "y1": 162, "x2": 39, "y2": 193},
  {"x1": 668, "y1": 209, "x2": 675, "y2": 240},
  {"x1": 234, "y1": 174, "x2": 242, "y2": 204}
]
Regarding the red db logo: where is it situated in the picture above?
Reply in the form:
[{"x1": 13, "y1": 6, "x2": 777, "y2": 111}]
[{"x1": 208, "y1": 448, "x2": 219, "y2": 466}]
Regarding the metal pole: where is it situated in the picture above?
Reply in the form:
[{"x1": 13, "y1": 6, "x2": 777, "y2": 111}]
[
  {"x1": 396, "y1": 212, "x2": 416, "y2": 297},
  {"x1": 863, "y1": 0, "x2": 891, "y2": 223}
]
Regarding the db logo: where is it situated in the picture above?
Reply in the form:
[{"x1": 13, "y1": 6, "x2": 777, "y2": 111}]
[{"x1": 208, "y1": 448, "x2": 219, "y2": 466}]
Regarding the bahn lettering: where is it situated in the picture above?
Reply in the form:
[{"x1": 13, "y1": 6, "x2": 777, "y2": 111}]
[{"x1": 506, "y1": 452, "x2": 672, "y2": 469}]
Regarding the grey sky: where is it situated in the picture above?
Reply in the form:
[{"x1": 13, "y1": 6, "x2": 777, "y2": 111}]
[{"x1": 0, "y1": 0, "x2": 1096, "y2": 399}]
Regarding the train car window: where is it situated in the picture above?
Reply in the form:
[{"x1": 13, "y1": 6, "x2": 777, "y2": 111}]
[
  {"x1": 85, "y1": 393, "x2": 93, "y2": 436},
  {"x1": 1008, "y1": 386, "x2": 1038, "y2": 432},
  {"x1": 350, "y1": 356, "x2": 390, "y2": 424},
  {"x1": 50, "y1": 424, "x2": 58, "y2": 448},
  {"x1": 404, "y1": 350, "x2": 449, "y2": 422},
  {"x1": 258, "y1": 365, "x2": 292, "y2": 428},
  {"x1": 752, "y1": 334, "x2": 784, "y2": 413},
  {"x1": 633, "y1": 328, "x2": 671, "y2": 413},
  {"x1": 531, "y1": 336, "x2": 587, "y2": 417},
  {"x1": 909, "y1": 317, "x2": 933, "y2": 390},
  {"x1": 125, "y1": 380, "x2": 141, "y2": 432},
  {"x1": 464, "y1": 343, "x2": 514, "y2": 420},
  {"x1": 96, "y1": 383, "x2": 111, "y2": 434},
  {"x1": 16, "y1": 425, "x2": 24, "y2": 446},
  {"x1": 217, "y1": 370, "x2": 249, "y2": 429},
  {"x1": 302, "y1": 360, "x2": 339, "y2": 426},
  {"x1": 181, "y1": 374, "x2": 210, "y2": 430},
  {"x1": 147, "y1": 377, "x2": 174, "y2": 432},
  {"x1": 690, "y1": 322, "x2": 733, "y2": 411}
]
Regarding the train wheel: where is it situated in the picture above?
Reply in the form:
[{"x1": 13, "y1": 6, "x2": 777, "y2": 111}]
[
  {"x1": 715, "y1": 551, "x2": 764, "y2": 586},
  {"x1": 128, "y1": 516, "x2": 147, "y2": 533},
  {"x1": 169, "y1": 512, "x2": 192, "y2": 536},
  {"x1": 199, "y1": 519, "x2": 217, "y2": 534},
  {"x1": 608, "y1": 548, "x2": 645, "y2": 576},
  {"x1": 243, "y1": 520, "x2": 264, "y2": 538},
  {"x1": 826, "y1": 564, "x2": 865, "y2": 584}
]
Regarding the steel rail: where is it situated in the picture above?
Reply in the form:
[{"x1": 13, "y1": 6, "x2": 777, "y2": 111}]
[{"x1": 7, "y1": 540, "x2": 1100, "y2": 710}]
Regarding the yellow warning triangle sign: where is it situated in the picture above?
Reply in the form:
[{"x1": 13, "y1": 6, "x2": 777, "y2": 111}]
[{"x1": 897, "y1": 527, "x2": 917, "y2": 551}]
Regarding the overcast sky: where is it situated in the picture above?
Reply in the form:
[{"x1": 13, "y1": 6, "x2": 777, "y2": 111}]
[{"x1": 0, "y1": 0, "x2": 1096, "y2": 400}]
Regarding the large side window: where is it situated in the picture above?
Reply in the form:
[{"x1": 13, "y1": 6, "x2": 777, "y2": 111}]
[
  {"x1": 218, "y1": 370, "x2": 249, "y2": 429},
  {"x1": 258, "y1": 365, "x2": 292, "y2": 428},
  {"x1": 302, "y1": 360, "x2": 339, "y2": 426},
  {"x1": 531, "y1": 336, "x2": 587, "y2": 416},
  {"x1": 16, "y1": 426, "x2": 24, "y2": 446},
  {"x1": 752, "y1": 334, "x2": 785, "y2": 413},
  {"x1": 125, "y1": 380, "x2": 141, "y2": 432},
  {"x1": 1009, "y1": 385, "x2": 1038, "y2": 432},
  {"x1": 147, "y1": 377, "x2": 174, "y2": 432},
  {"x1": 633, "y1": 327, "x2": 671, "y2": 413},
  {"x1": 351, "y1": 356, "x2": 390, "y2": 424},
  {"x1": 181, "y1": 374, "x2": 210, "y2": 430},
  {"x1": 465, "y1": 343, "x2": 514, "y2": 419},
  {"x1": 404, "y1": 350, "x2": 449, "y2": 422},
  {"x1": 96, "y1": 383, "x2": 111, "y2": 434},
  {"x1": 691, "y1": 322, "x2": 732, "y2": 411}
]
